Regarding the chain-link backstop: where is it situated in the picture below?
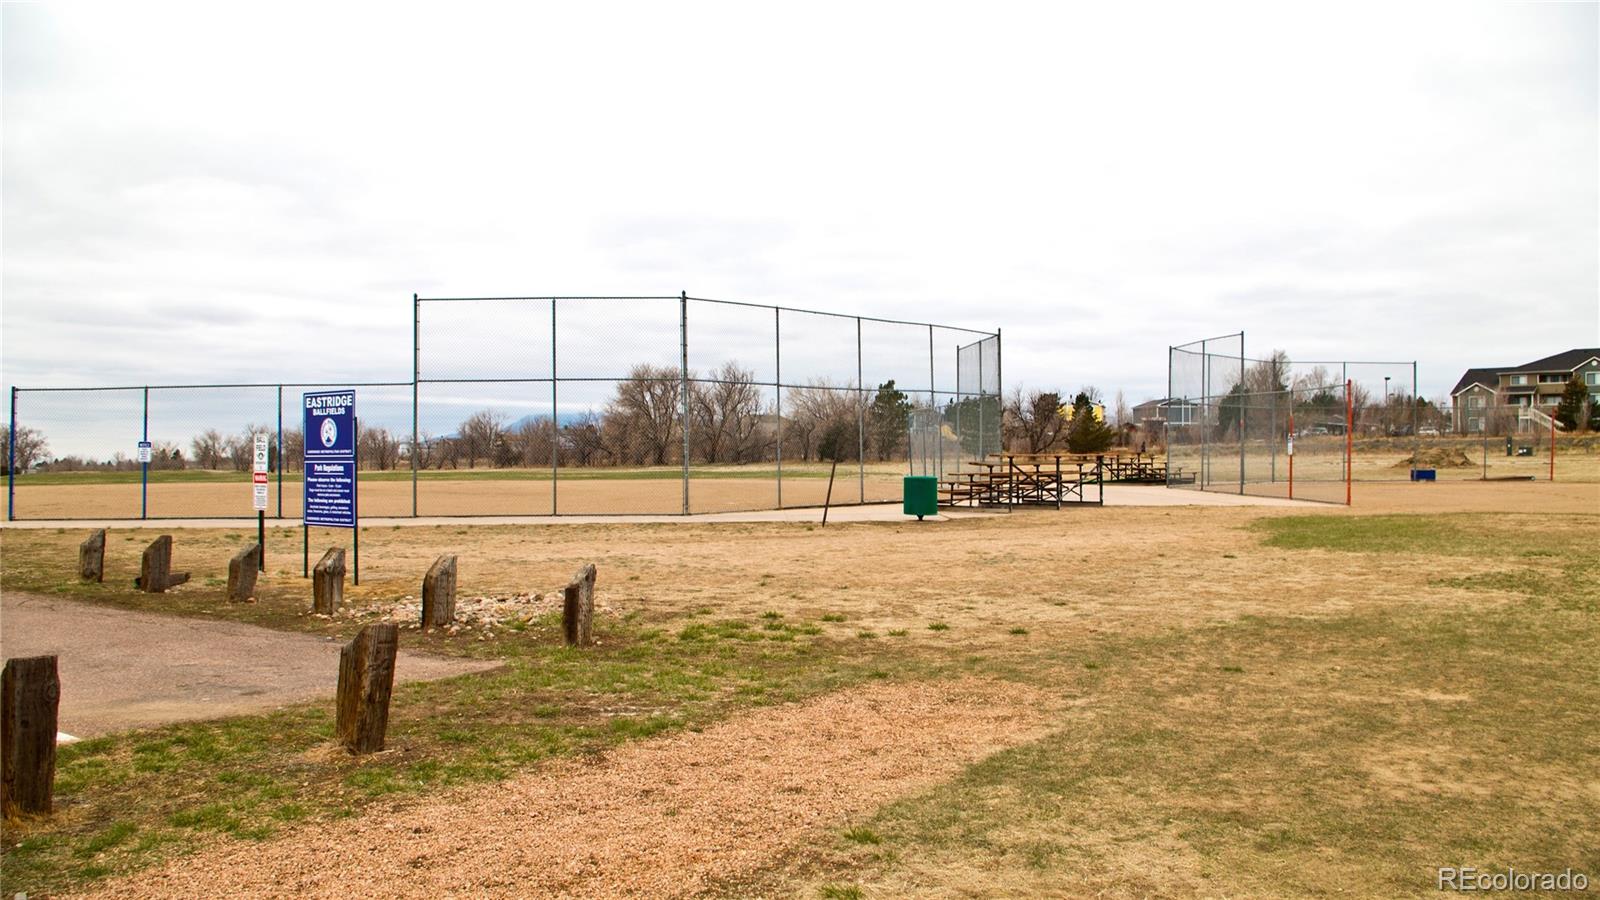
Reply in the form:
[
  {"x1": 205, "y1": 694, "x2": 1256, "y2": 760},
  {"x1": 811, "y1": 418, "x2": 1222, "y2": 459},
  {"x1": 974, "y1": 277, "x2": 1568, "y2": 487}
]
[
  {"x1": 4, "y1": 294, "x2": 1000, "y2": 520},
  {"x1": 1165, "y1": 333, "x2": 1421, "y2": 503}
]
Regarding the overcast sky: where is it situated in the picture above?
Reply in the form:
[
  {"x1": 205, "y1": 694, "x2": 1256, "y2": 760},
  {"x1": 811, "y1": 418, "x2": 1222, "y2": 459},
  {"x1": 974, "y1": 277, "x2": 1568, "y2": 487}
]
[{"x1": 4, "y1": 1, "x2": 1597, "y2": 418}]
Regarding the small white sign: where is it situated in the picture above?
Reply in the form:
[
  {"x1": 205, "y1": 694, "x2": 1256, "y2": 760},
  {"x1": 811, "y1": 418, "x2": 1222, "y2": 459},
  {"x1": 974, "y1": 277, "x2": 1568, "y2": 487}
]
[
  {"x1": 137, "y1": 441, "x2": 152, "y2": 464},
  {"x1": 1286, "y1": 435, "x2": 1295, "y2": 457},
  {"x1": 252, "y1": 471, "x2": 269, "y2": 511},
  {"x1": 253, "y1": 435, "x2": 270, "y2": 473}
]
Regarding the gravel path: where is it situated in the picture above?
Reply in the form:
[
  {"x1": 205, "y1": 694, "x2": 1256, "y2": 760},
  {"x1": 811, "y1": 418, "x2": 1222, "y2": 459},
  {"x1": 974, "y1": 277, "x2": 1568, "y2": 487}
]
[
  {"x1": 82, "y1": 677, "x2": 1054, "y2": 898},
  {"x1": 0, "y1": 592, "x2": 499, "y2": 736}
]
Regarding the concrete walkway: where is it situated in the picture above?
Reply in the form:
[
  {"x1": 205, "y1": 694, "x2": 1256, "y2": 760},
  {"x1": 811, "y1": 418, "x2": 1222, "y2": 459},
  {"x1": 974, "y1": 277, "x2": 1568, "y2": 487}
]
[
  {"x1": 0, "y1": 487, "x2": 1307, "y2": 531},
  {"x1": 0, "y1": 592, "x2": 499, "y2": 737}
]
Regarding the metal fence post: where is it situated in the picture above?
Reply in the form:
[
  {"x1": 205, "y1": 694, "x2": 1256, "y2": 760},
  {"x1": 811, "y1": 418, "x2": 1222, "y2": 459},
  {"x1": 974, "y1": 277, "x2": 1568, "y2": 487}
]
[
  {"x1": 551, "y1": 299, "x2": 558, "y2": 516},
  {"x1": 1200, "y1": 339, "x2": 1208, "y2": 490},
  {"x1": 7, "y1": 386, "x2": 16, "y2": 520},
  {"x1": 977, "y1": 342, "x2": 985, "y2": 461},
  {"x1": 1269, "y1": 388, "x2": 1277, "y2": 484},
  {"x1": 1164, "y1": 347, "x2": 1172, "y2": 488},
  {"x1": 1412, "y1": 360, "x2": 1419, "y2": 479},
  {"x1": 928, "y1": 325, "x2": 938, "y2": 480},
  {"x1": 141, "y1": 386, "x2": 149, "y2": 519},
  {"x1": 995, "y1": 326, "x2": 1003, "y2": 409},
  {"x1": 954, "y1": 343, "x2": 963, "y2": 473},
  {"x1": 775, "y1": 307, "x2": 782, "y2": 508},
  {"x1": 1239, "y1": 332, "x2": 1245, "y2": 495},
  {"x1": 419, "y1": 293, "x2": 425, "y2": 515},
  {"x1": 857, "y1": 316, "x2": 865, "y2": 503},
  {"x1": 680, "y1": 291, "x2": 690, "y2": 515},
  {"x1": 276, "y1": 384, "x2": 284, "y2": 519}
]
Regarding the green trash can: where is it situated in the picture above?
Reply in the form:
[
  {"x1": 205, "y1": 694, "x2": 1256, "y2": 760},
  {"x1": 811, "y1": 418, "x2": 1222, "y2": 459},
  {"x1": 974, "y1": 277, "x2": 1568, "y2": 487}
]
[{"x1": 903, "y1": 475, "x2": 939, "y2": 520}]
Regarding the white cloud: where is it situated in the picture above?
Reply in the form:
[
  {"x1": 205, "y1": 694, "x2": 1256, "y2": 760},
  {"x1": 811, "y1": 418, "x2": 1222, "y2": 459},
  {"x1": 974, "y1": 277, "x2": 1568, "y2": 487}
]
[{"x1": 3, "y1": 0, "x2": 1595, "y2": 439}]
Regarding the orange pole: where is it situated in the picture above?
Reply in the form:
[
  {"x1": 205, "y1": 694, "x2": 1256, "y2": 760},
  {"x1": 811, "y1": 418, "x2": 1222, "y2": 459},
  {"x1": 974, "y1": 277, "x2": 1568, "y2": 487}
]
[
  {"x1": 1550, "y1": 412, "x2": 1556, "y2": 481},
  {"x1": 1345, "y1": 379, "x2": 1353, "y2": 506}
]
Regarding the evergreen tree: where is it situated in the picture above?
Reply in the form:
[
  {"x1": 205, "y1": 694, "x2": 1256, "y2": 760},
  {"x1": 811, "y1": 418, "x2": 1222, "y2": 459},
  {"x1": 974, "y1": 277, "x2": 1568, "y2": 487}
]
[
  {"x1": 1554, "y1": 375, "x2": 1589, "y2": 431},
  {"x1": 867, "y1": 380, "x2": 912, "y2": 460},
  {"x1": 1065, "y1": 391, "x2": 1116, "y2": 453},
  {"x1": 817, "y1": 419, "x2": 854, "y2": 463}
]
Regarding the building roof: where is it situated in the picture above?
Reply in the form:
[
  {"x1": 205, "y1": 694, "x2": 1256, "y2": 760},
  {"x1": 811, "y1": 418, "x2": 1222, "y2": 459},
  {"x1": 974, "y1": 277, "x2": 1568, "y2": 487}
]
[
  {"x1": 1450, "y1": 367, "x2": 1502, "y2": 396},
  {"x1": 1502, "y1": 348, "x2": 1600, "y2": 376}
]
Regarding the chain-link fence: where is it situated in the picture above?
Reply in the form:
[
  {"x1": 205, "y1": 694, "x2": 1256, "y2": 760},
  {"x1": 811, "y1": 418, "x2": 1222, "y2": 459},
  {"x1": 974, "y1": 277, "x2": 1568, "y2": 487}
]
[
  {"x1": 1164, "y1": 333, "x2": 1421, "y2": 503},
  {"x1": 1420, "y1": 403, "x2": 1595, "y2": 482},
  {"x1": 5, "y1": 295, "x2": 1001, "y2": 520}
]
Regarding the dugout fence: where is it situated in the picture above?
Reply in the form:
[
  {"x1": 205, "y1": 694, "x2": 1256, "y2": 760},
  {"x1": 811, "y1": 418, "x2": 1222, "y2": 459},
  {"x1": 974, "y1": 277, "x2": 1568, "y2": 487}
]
[{"x1": 1165, "y1": 333, "x2": 1419, "y2": 503}]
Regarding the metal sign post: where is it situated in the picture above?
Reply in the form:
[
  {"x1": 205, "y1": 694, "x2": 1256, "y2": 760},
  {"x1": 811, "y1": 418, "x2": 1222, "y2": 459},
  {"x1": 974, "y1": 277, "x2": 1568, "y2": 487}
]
[
  {"x1": 253, "y1": 434, "x2": 269, "y2": 571},
  {"x1": 137, "y1": 438, "x2": 152, "y2": 520},
  {"x1": 302, "y1": 390, "x2": 358, "y2": 584}
]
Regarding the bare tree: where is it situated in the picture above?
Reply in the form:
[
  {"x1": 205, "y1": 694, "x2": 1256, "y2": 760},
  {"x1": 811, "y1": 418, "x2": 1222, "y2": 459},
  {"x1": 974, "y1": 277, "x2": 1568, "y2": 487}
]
[
  {"x1": 281, "y1": 428, "x2": 305, "y2": 472},
  {"x1": 1, "y1": 425, "x2": 48, "y2": 473},
  {"x1": 191, "y1": 429, "x2": 226, "y2": 469},
  {"x1": 561, "y1": 411, "x2": 608, "y2": 467},
  {"x1": 606, "y1": 365, "x2": 683, "y2": 466},
  {"x1": 1244, "y1": 350, "x2": 1292, "y2": 394},
  {"x1": 224, "y1": 423, "x2": 272, "y2": 471},
  {"x1": 690, "y1": 363, "x2": 766, "y2": 463},
  {"x1": 510, "y1": 416, "x2": 556, "y2": 467},
  {"x1": 359, "y1": 426, "x2": 402, "y2": 470},
  {"x1": 457, "y1": 410, "x2": 508, "y2": 469},
  {"x1": 150, "y1": 440, "x2": 185, "y2": 470},
  {"x1": 784, "y1": 381, "x2": 861, "y2": 462},
  {"x1": 1002, "y1": 389, "x2": 1065, "y2": 453}
]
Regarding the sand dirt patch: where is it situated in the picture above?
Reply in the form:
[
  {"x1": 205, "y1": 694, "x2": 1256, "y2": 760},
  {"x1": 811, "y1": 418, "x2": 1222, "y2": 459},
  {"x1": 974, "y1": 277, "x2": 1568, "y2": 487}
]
[{"x1": 81, "y1": 677, "x2": 1055, "y2": 899}]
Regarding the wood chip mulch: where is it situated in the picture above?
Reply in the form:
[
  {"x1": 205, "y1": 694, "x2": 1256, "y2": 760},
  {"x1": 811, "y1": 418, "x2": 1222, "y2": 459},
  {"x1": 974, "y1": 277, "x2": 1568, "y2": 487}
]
[{"x1": 82, "y1": 677, "x2": 1055, "y2": 898}]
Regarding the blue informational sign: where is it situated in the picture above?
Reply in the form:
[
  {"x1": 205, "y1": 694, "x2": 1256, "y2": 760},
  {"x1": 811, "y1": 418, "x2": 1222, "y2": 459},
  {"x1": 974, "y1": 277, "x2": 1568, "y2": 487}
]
[{"x1": 303, "y1": 390, "x2": 356, "y2": 528}]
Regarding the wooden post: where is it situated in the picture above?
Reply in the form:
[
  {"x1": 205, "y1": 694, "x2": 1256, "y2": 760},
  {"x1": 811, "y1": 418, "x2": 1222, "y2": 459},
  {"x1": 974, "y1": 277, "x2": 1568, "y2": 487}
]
[
  {"x1": 421, "y1": 555, "x2": 458, "y2": 630},
  {"x1": 227, "y1": 543, "x2": 262, "y2": 602},
  {"x1": 78, "y1": 529, "x2": 106, "y2": 582},
  {"x1": 335, "y1": 623, "x2": 397, "y2": 754},
  {"x1": 562, "y1": 563, "x2": 597, "y2": 647},
  {"x1": 313, "y1": 547, "x2": 346, "y2": 615},
  {"x1": 134, "y1": 534, "x2": 189, "y2": 593},
  {"x1": 2, "y1": 655, "x2": 59, "y2": 816}
]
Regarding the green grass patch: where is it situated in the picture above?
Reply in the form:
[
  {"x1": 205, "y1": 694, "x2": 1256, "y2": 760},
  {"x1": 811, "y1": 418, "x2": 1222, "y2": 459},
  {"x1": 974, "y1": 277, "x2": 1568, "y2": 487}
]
[{"x1": 811, "y1": 592, "x2": 1600, "y2": 897}]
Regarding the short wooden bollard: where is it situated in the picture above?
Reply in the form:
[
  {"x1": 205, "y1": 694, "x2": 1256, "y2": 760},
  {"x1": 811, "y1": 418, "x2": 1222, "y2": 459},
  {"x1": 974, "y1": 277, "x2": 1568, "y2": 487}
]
[
  {"x1": 79, "y1": 529, "x2": 106, "y2": 582},
  {"x1": 313, "y1": 548, "x2": 345, "y2": 615},
  {"x1": 563, "y1": 563, "x2": 597, "y2": 647},
  {"x1": 2, "y1": 655, "x2": 60, "y2": 816},
  {"x1": 134, "y1": 534, "x2": 189, "y2": 593},
  {"x1": 421, "y1": 555, "x2": 458, "y2": 630},
  {"x1": 227, "y1": 544, "x2": 262, "y2": 602},
  {"x1": 336, "y1": 623, "x2": 397, "y2": 755}
]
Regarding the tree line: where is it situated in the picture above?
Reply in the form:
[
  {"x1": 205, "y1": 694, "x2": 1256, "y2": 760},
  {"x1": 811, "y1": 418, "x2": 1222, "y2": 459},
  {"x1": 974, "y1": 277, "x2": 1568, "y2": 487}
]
[{"x1": 2, "y1": 363, "x2": 991, "y2": 473}]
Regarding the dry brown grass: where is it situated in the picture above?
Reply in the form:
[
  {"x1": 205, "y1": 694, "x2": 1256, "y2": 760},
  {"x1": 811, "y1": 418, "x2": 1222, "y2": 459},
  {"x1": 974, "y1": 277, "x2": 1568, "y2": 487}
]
[{"x1": 2, "y1": 481, "x2": 1594, "y2": 898}]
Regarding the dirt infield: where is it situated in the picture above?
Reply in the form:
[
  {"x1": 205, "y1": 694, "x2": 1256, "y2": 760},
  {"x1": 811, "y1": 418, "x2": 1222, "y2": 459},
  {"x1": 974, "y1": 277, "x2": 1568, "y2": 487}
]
[
  {"x1": 9, "y1": 469, "x2": 909, "y2": 519},
  {"x1": 78, "y1": 678, "x2": 1054, "y2": 899},
  {"x1": 9, "y1": 445, "x2": 1597, "y2": 519}
]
